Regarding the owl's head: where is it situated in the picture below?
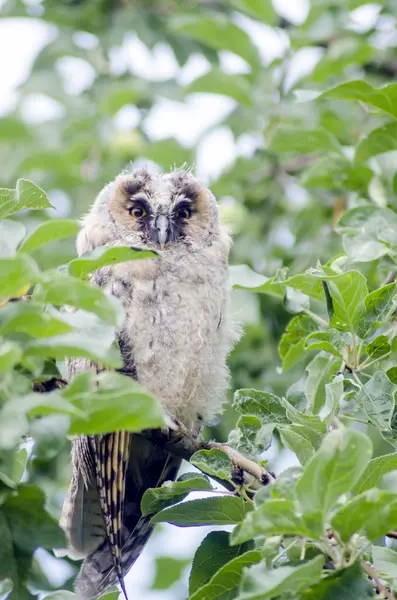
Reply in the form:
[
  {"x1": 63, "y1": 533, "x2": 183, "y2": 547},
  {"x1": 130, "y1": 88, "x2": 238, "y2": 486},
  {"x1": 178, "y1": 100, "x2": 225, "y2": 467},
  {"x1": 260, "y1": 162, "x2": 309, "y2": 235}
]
[{"x1": 95, "y1": 168, "x2": 221, "y2": 250}]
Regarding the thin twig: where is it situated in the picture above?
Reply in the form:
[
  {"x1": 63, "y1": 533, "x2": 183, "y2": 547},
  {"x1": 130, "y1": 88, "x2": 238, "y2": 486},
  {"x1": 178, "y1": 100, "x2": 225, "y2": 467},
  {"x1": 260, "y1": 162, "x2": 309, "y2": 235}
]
[
  {"x1": 304, "y1": 309, "x2": 329, "y2": 327},
  {"x1": 361, "y1": 559, "x2": 397, "y2": 600},
  {"x1": 139, "y1": 429, "x2": 275, "y2": 487}
]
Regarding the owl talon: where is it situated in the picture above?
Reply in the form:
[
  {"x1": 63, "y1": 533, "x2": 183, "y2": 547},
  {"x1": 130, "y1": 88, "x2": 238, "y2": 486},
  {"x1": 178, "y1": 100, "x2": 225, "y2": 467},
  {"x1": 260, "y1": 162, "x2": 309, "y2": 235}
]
[{"x1": 162, "y1": 412, "x2": 188, "y2": 443}]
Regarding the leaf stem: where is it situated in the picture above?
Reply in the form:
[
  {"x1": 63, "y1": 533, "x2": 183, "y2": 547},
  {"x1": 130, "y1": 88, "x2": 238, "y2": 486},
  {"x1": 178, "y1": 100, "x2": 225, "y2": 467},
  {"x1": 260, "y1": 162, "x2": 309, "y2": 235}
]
[{"x1": 303, "y1": 309, "x2": 329, "y2": 327}]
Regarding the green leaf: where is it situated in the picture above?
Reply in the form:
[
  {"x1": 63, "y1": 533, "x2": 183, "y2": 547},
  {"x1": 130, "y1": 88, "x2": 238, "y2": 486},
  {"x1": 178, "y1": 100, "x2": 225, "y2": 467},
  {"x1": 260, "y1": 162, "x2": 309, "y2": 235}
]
[
  {"x1": 189, "y1": 550, "x2": 262, "y2": 600},
  {"x1": 317, "y1": 80, "x2": 397, "y2": 120},
  {"x1": 229, "y1": 265, "x2": 286, "y2": 298},
  {"x1": 152, "y1": 556, "x2": 190, "y2": 590},
  {"x1": 229, "y1": 0, "x2": 276, "y2": 24},
  {"x1": 296, "y1": 427, "x2": 373, "y2": 519},
  {"x1": 372, "y1": 545, "x2": 397, "y2": 580},
  {"x1": 0, "y1": 220, "x2": 26, "y2": 257},
  {"x1": 278, "y1": 426, "x2": 316, "y2": 465},
  {"x1": 283, "y1": 273, "x2": 324, "y2": 301},
  {"x1": 280, "y1": 399, "x2": 327, "y2": 443},
  {"x1": 366, "y1": 335, "x2": 391, "y2": 359},
  {"x1": 232, "y1": 389, "x2": 288, "y2": 424},
  {"x1": 185, "y1": 69, "x2": 252, "y2": 106},
  {"x1": 309, "y1": 268, "x2": 368, "y2": 332},
  {"x1": 301, "y1": 155, "x2": 373, "y2": 193},
  {"x1": 357, "y1": 283, "x2": 397, "y2": 338},
  {"x1": 237, "y1": 555, "x2": 325, "y2": 599},
  {"x1": 42, "y1": 593, "x2": 79, "y2": 600},
  {"x1": 3, "y1": 484, "x2": 65, "y2": 552},
  {"x1": 228, "y1": 416, "x2": 274, "y2": 457},
  {"x1": 18, "y1": 219, "x2": 79, "y2": 254},
  {"x1": 354, "y1": 453, "x2": 397, "y2": 495},
  {"x1": 68, "y1": 245, "x2": 157, "y2": 279},
  {"x1": 269, "y1": 126, "x2": 341, "y2": 154},
  {"x1": 0, "y1": 302, "x2": 73, "y2": 338},
  {"x1": 331, "y1": 489, "x2": 397, "y2": 542},
  {"x1": 279, "y1": 315, "x2": 318, "y2": 372},
  {"x1": 151, "y1": 496, "x2": 249, "y2": 527},
  {"x1": 65, "y1": 371, "x2": 166, "y2": 435},
  {"x1": 304, "y1": 330, "x2": 347, "y2": 358},
  {"x1": 33, "y1": 274, "x2": 124, "y2": 325},
  {"x1": 336, "y1": 206, "x2": 397, "y2": 263},
  {"x1": 301, "y1": 562, "x2": 373, "y2": 599},
  {"x1": 357, "y1": 371, "x2": 397, "y2": 431},
  {"x1": 356, "y1": 122, "x2": 397, "y2": 161},
  {"x1": 305, "y1": 355, "x2": 339, "y2": 414},
  {"x1": 0, "y1": 179, "x2": 52, "y2": 220},
  {"x1": 0, "y1": 341, "x2": 22, "y2": 374},
  {"x1": 231, "y1": 499, "x2": 320, "y2": 545},
  {"x1": 141, "y1": 474, "x2": 213, "y2": 517},
  {"x1": 0, "y1": 254, "x2": 42, "y2": 298},
  {"x1": 172, "y1": 15, "x2": 259, "y2": 65},
  {"x1": 321, "y1": 375, "x2": 343, "y2": 424},
  {"x1": 190, "y1": 449, "x2": 233, "y2": 482},
  {"x1": 189, "y1": 531, "x2": 252, "y2": 595}
]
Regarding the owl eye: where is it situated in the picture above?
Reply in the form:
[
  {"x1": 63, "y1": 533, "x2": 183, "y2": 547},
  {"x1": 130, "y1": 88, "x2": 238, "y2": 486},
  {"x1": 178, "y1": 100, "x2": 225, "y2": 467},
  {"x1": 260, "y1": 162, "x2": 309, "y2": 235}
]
[
  {"x1": 177, "y1": 206, "x2": 192, "y2": 219},
  {"x1": 129, "y1": 205, "x2": 147, "y2": 218}
]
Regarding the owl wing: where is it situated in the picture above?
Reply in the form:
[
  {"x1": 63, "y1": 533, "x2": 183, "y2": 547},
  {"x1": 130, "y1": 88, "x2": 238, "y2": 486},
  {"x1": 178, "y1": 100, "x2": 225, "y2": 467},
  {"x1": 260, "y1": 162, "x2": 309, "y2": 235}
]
[{"x1": 62, "y1": 294, "x2": 182, "y2": 600}]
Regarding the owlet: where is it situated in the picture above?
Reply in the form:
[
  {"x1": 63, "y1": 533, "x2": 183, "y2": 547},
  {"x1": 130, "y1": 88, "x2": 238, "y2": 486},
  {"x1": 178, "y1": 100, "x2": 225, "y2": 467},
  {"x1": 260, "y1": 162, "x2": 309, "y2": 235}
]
[{"x1": 58, "y1": 168, "x2": 240, "y2": 599}]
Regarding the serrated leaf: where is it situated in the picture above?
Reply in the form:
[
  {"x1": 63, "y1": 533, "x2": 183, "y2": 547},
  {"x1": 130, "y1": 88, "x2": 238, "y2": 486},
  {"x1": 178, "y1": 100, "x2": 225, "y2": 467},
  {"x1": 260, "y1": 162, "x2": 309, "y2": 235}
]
[
  {"x1": 279, "y1": 315, "x2": 318, "y2": 372},
  {"x1": 0, "y1": 179, "x2": 52, "y2": 220},
  {"x1": 296, "y1": 427, "x2": 372, "y2": 520},
  {"x1": 231, "y1": 499, "x2": 320, "y2": 545},
  {"x1": 331, "y1": 489, "x2": 397, "y2": 542},
  {"x1": 68, "y1": 245, "x2": 157, "y2": 279},
  {"x1": 280, "y1": 399, "x2": 327, "y2": 443},
  {"x1": 232, "y1": 389, "x2": 288, "y2": 424},
  {"x1": 228, "y1": 416, "x2": 274, "y2": 457},
  {"x1": 189, "y1": 550, "x2": 261, "y2": 600},
  {"x1": 151, "y1": 496, "x2": 249, "y2": 526},
  {"x1": 190, "y1": 449, "x2": 233, "y2": 482},
  {"x1": 229, "y1": 265, "x2": 286, "y2": 298},
  {"x1": 357, "y1": 371, "x2": 397, "y2": 431},
  {"x1": 366, "y1": 335, "x2": 391, "y2": 359},
  {"x1": 357, "y1": 283, "x2": 397, "y2": 338},
  {"x1": 237, "y1": 555, "x2": 325, "y2": 599},
  {"x1": 317, "y1": 80, "x2": 397, "y2": 119},
  {"x1": 141, "y1": 474, "x2": 213, "y2": 517},
  {"x1": 309, "y1": 269, "x2": 368, "y2": 332},
  {"x1": 18, "y1": 219, "x2": 79, "y2": 254},
  {"x1": 304, "y1": 330, "x2": 347, "y2": 358},
  {"x1": 189, "y1": 531, "x2": 253, "y2": 595},
  {"x1": 354, "y1": 454, "x2": 397, "y2": 495}
]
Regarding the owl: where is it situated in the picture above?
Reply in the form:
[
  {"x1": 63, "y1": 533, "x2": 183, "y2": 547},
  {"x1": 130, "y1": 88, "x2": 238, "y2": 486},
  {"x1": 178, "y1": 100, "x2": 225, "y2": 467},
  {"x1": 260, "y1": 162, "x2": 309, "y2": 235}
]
[{"x1": 58, "y1": 167, "x2": 240, "y2": 599}]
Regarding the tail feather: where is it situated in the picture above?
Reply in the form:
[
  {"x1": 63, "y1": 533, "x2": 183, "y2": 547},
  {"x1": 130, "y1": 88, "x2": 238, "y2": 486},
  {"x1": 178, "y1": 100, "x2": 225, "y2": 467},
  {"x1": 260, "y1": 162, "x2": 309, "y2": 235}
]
[{"x1": 75, "y1": 434, "x2": 181, "y2": 600}]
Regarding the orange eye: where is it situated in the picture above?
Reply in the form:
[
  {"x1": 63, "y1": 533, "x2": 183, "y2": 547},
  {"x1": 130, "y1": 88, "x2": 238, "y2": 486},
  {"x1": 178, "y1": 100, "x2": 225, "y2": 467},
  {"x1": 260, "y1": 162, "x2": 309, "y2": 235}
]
[
  {"x1": 130, "y1": 206, "x2": 147, "y2": 218},
  {"x1": 177, "y1": 207, "x2": 192, "y2": 219}
]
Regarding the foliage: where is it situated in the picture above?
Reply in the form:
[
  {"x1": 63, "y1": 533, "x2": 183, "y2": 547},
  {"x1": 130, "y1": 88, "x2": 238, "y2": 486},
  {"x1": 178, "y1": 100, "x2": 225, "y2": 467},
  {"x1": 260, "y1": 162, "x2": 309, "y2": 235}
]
[{"x1": 3, "y1": 0, "x2": 397, "y2": 598}]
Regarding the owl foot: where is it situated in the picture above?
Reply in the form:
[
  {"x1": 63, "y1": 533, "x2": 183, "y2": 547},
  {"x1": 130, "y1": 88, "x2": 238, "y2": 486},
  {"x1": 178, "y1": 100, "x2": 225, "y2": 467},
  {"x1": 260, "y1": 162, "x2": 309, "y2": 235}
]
[{"x1": 162, "y1": 411, "x2": 188, "y2": 443}]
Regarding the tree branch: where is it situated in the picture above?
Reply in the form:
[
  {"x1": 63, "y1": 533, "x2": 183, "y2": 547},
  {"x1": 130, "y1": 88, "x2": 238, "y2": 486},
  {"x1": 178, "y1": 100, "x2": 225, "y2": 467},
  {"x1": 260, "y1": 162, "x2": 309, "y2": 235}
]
[
  {"x1": 361, "y1": 559, "x2": 397, "y2": 600},
  {"x1": 139, "y1": 428, "x2": 276, "y2": 488}
]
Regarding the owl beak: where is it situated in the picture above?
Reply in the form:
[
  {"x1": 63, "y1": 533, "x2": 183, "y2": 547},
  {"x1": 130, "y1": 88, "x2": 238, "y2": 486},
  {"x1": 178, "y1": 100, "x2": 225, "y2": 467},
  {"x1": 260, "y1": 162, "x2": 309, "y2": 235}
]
[{"x1": 154, "y1": 214, "x2": 170, "y2": 248}]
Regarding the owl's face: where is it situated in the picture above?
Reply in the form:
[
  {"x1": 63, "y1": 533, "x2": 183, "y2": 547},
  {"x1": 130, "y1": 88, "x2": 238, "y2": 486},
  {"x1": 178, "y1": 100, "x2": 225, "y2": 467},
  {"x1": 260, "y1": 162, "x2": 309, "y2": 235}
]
[{"x1": 106, "y1": 169, "x2": 218, "y2": 249}]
